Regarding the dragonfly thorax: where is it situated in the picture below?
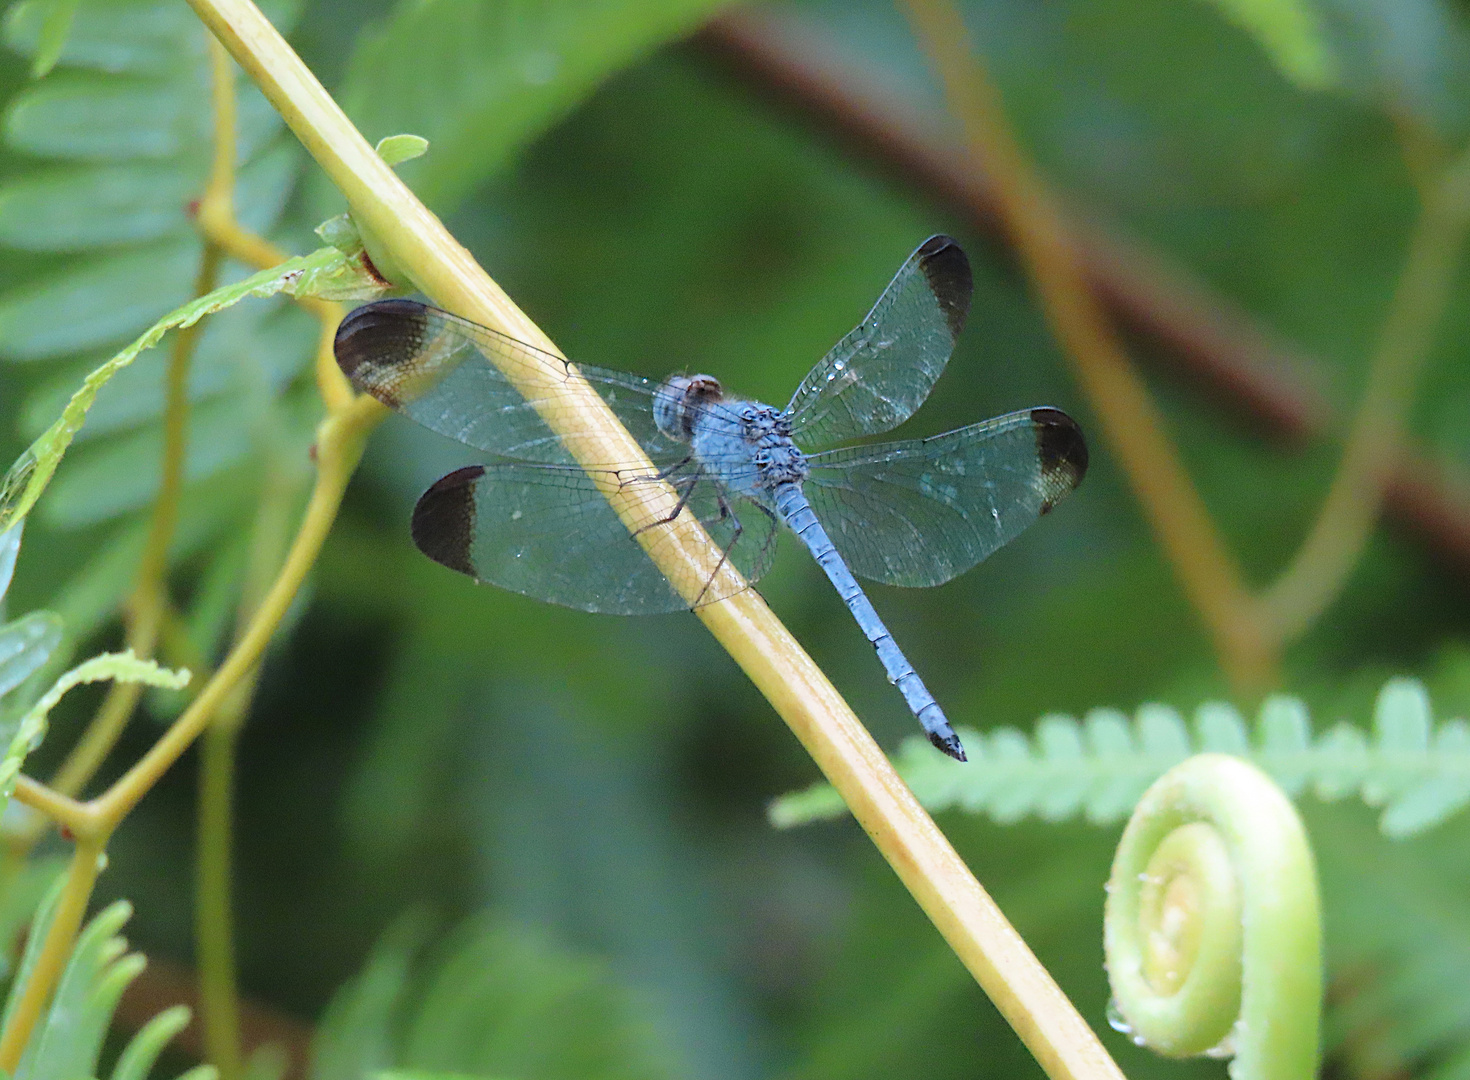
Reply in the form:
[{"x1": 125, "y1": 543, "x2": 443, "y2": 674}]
[
  {"x1": 653, "y1": 374, "x2": 725, "y2": 442},
  {"x1": 688, "y1": 396, "x2": 809, "y2": 500}
]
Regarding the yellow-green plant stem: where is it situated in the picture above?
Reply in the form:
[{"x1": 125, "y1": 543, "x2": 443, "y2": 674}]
[
  {"x1": 898, "y1": 0, "x2": 1272, "y2": 694},
  {"x1": 0, "y1": 27, "x2": 371, "y2": 1064},
  {"x1": 197, "y1": 721, "x2": 244, "y2": 1080},
  {"x1": 0, "y1": 837, "x2": 104, "y2": 1067},
  {"x1": 196, "y1": 33, "x2": 348, "y2": 411},
  {"x1": 196, "y1": 462, "x2": 299, "y2": 1080},
  {"x1": 47, "y1": 33, "x2": 241, "y2": 803},
  {"x1": 184, "y1": 5, "x2": 1126, "y2": 1080},
  {"x1": 0, "y1": 396, "x2": 383, "y2": 1068},
  {"x1": 1105, "y1": 755, "x2": 1321, "y2": 1080},
  {"x1": 12, "y1": 775, "x2": 91, "y2": 835},
  {"x1": 96, "y1": 397, "x2": 380, "y2": 826},
  {"x1": 47, "y1": 242, "x2": 222, "y2": 800},
  {"x1": 1260, "y1": 143, "x2": 1470, "y2": 643}
]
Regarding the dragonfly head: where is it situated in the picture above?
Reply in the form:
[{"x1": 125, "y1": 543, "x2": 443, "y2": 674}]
[{"x1": 653, "y1": 374, "x2": 724, "y2": 442}]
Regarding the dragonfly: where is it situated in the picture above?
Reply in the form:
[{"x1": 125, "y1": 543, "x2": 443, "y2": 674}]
[{"x1": 334, "y1": 236, "x2": 1087, "y2": 760}]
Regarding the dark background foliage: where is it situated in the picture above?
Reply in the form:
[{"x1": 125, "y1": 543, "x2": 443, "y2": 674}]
[{"x1": 2, "y1": 0, "x2": 1469, "y2": 1078}]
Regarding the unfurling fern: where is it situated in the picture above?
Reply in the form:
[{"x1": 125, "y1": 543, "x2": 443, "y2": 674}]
[{"x1": 772, "y1": 677, "x2": 1470, "y2": 838}]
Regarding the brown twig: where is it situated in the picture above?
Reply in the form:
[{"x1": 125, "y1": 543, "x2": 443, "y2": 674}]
[
  {"x1": 896, "y1": 0, "x2": 1273, "y2": 691},
  {"x1": 696, "y1": 7, "x2": 1470, "y2": 579},
  {"x1": 696, "y1": 8, "x2": 1329, "y2": 440}
]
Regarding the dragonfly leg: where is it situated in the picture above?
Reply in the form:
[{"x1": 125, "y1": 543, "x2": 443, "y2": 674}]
[
  {"x1": 649, "y1": 455, "x2": 694, "y2": 482},
  {"x1": 690, "y1": 493, "x2": 744, "y2": 609},
  {"x1": 618, "y1": 454, "x2": 694, "y2": 489},
  {"x1": 630, "y1": 474, "x2": 701, "y2": 539}
]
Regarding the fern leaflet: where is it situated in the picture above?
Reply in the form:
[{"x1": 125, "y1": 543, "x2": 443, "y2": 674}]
[{"x1": 771, "y1": 677, "x2": 1470, "y2": 838}]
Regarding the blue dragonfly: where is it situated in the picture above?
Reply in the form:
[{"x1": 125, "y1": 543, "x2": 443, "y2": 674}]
[{"x1": 334, "y1": 236, "x2": 1087, "y2": 760}]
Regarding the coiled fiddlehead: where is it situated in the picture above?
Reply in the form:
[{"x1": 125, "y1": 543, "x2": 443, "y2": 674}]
[{"x1": 1104, "y1": 754, "x2": 1321, "y2": 1080}]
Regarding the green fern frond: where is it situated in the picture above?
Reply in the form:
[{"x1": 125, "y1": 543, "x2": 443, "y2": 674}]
[
  {"x1": 0, "y1": 0, "x2": 315, "y2": 672},
  {"x1": 0, "y1": 891, "x2": 203, "y2": 1080},
  {"x1": 771, "y1": 676, "x2": 1470, "y2": 838},
  {"x1": 0, "y1": 649, "x2": 187, "y2": 818},
  {"x1": 313, "y1": 912, "x2": 673, "y2": 1080}
]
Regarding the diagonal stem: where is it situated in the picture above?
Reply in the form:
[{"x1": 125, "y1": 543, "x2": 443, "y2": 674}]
[{"x1": 185, "y1": 3, "x2": 1128, "y2": 1079}]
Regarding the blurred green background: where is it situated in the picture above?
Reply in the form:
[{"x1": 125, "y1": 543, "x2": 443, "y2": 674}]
[{"x1": 1, "y1": 0, "x2": 1470, "y2": 1078}]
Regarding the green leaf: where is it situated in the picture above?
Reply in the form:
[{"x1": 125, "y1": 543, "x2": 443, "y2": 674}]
[
  {"x1": 770, "y1": 676, "x2": 1470, "y2": 838},
  {"x1": 375, "y1": 133, "x2": 429, "y2": 167},
  {"x1": 5, "y1": 74, "x2": 196, "y2": 160},
  {"x1": 0, "y1": 521, "x2": 21, "y2": 605},
  {"x1": 0, "y1": 649, "x2": 188, "y2": 818},
  {"x1": 0, "y1": 611, "x2": 63, "y2": 700},
  {"x1": 1195, "y1": 0, "x2": 1337, "y2": 90},
  {"x1": 240, "y1": 1041, "x2": 288, "y2": 1080},
  {"x1": 26, "y1": 0, "x2": 79, "y2": 79},
  {"x1": 4, "y1": 0, "x2": 193, "y2": 76},
  {"x1": 23, "y1": 899, "x2": 139, "y2": 1079},
  {"x1": 0, "y1": 163, "x2": 196, "y2": 250},
  {"x1": 42, "y1": 394, "x2": 255, "y2": 528},
  {"x1": 45, "y1": 474, "x2": 250, "y2": 662},
  {"x1": 109, "y1": 1004, "x2": 193, "y2": 1080},
  {"x1": 337, "y1": 0, "x2": 739, "y2": 212},
  {"x1": 7, "y1": 895, "x2": 197, "y2": 1080},
  {"x1": 0, "y1": 241, "x2": 199, "y2": 361},
  {"x1": 313, "y1": 916, "x2": 426, "y2": 1080},
  {"x1": 0, "y1": 854, "x2": 66, "y2": 982},
  {"x1": 0, "y1": 244, "x2": 384, "y2": 535},
  {"x1": 21, "y1": 302, "x2": 313, "y2": 444},
  {"x1": 0, "y1": 867, "x2": 67, "y2": 1042}
]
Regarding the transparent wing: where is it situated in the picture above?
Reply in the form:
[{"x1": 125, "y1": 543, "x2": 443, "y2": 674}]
[
  {"x1": 786, "y1": 236, "x2": 973, "y2": 451},
  {"x1": 409, "y1": 462, "x2": 781, "y2": 615},
  {"x1": 336, "y1": 299, "x2": 702, "y2": 468},
  {"x1": 802, "y1": 408, "x2": 1087, "y2": 587}
]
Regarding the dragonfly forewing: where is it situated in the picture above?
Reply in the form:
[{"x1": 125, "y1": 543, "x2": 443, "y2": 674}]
[
  {"x1": 336, "y1": 299, "x2": 692, "y2": 469},
  {"x1": 785, "y1": 235, "x2": 973, "y2": 451}
]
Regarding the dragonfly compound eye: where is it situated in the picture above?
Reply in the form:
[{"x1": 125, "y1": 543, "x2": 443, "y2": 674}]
[{"x1": 653, "y1": 374, "x2": 724, "y2": 441}]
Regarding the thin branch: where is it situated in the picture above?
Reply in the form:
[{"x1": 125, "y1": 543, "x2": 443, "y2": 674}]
[
  {"x1": 43, "y1": 35, "x2": 247, "y2": 802},
  {"x1": 1261, "y1": 147, "x2": 1470, "y2": 642},
  {"x1": 0, "y1": 394, "x2": 383, "y2": 1059},
  {"x1": 46, "y1": 245, "x2": 221, "y2": 802},
  {"x1": 898, "y1": 0, "x2": 1272, "y2": 692},
  {"x1": 196, "y1": 460, "x2": 299, "y2": 1080},
  {"x1": 696, "y1": 9, "x2": 1330, "y2": 442},
  {"x1": 10, "y1": 776, "x2": 95, "y2": 835},
  {"x1": 698, "y1": 10, "x2": 1470, "y2": 582},
  {"x1": 93, "y1": 394, "x2": 382, "y2": 826},
  {"x1": 185, "y1": 4, "x2": 1129, "y2": 1079},
  {"x1": 0, "y1": 25, "x2": 375, "y2": 1064},
  {"x1": 196, "y1": 723, "x2": 243, "y2": 1080}
]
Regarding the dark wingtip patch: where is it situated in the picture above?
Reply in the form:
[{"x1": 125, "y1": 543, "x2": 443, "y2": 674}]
[
  {"x1": 411, "y1": 465, "x2": 484, "y2": 579},
  {"x1": 334, "y1": 298, "x2": 431, "y2": 395},
  {"x1": 1031, "y1": 407, "x2": 1088, "y2": 514},
  {"x1": 929, "y1": 728, "x2": 968, "y2": 762},
  {"x1": 916, "y1": 235, "x2": 973, "y2": 338}
]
